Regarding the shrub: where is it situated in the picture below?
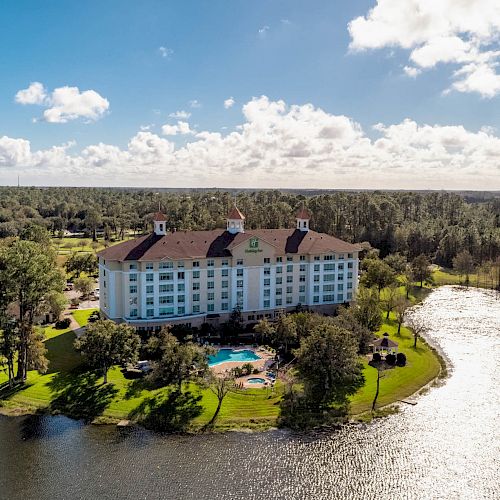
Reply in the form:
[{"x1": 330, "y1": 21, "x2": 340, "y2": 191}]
[
  {"x1": 372, "y1": 352, "x2": 381, "y2": 362},
  {"x1": 55, "y1": 318, "x2": 71, "y2": 329},
  {"x1": 385, "y1": 353, "x2": 396, "y2": 365},
  {"x1": 396, "y1": 352, "x2": 407, "y2": 367},
  {"x1": 253, "y1": 368, "x2": 260, "y2": 374},
  {"x1": 71, "y1": 298, "x2": 80, "y2": 306}
]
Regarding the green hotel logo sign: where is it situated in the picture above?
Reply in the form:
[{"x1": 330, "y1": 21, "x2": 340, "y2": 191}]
[{"x1": 245, "y1": 237, "x2": 263, "y2": 253}]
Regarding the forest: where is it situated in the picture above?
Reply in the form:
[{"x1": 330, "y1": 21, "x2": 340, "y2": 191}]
[{"x1": 0, "y1": 187, "x2": 498, "y2": 267}]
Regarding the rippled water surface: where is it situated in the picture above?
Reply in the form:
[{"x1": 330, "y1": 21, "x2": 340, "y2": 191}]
[{"x1": 1, "y1": 287, "x2": 499, "y2": 500}]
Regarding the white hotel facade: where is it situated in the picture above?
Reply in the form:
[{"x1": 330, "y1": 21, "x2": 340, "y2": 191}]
[{"x1": 97, "y1": 207, "x2": 360, "y2": 330}]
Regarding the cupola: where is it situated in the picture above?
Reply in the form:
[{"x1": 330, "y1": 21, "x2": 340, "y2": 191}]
[
  {"x1": 153, "y1": 212, "x2": 167, "y2": 236},
  {"x1": 295, "y1": 205, "x2": 311, "y2": 232},
  {"x1": 226, "y1": 206, "x2": 245, "y2": 234}
]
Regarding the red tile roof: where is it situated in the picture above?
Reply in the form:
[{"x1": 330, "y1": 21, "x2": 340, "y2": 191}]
[
  {"x1": 227, "y1": 206, "x2": 245, "y2": 220},
  {"x1": 98, "y1": 228, "x2": 361, "y2": 261},
  {"x1": 295, "y1": 206, "x2": 311, "y2": 219},
  {"x1": 153, "y1": 212, "x2": 167, "y2": 222}
]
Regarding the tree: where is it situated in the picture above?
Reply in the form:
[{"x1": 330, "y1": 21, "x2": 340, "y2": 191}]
[
  {"x1": 411, "y1": 254, "x2": 432, "y2": 288},
  {"x1": 221, "y1": 305, "x2": 244, "y2": 338},
  {"x1": 294, "y1": 324, "x2": 364, "y2": 405},
  {"x1": 394, "y1": 296, "x2": 410, "y2": 335},
  {"x1": 20, "y1": 223, "x2": 51, "y2": 246},
  {"x1": 85, "y1": 209, "x2": 101, "y2": 242},
  {"x1": 65, "y1": 253, "x2": 98, "y2": 278},
  {"x1": 74, "y1": 320, "x2": 140, "y2": 383},
  {"x1": 0, "y1": 320, "x2": 18, "y2": 387},
  {"x1": 73, "y1": 274, "x2": 95, "y2": 298},
  {"x1": 453, "y1": 250, "x2": 475, "y2": 287},
  {"x1": 0, "y1": 240, "x2": 63, "y2": 381},
  {"x1": 148, "y1": 331, "x2": 210, "y2": 391},
  {"x1": 361, "y1": 258, "x2": 397, "y2": 296},
  {"x1": 354, "y1": 287, "x2": 382, "y2": 332},
  {"x1": 405, "y1": 314, "x2": 427, "y2": 348},
  {"x1": 400, "y1": 271, "x2": 413, "y2": 299},
  {"x1": 384, "y1": 283, "x2": 400, "y2": 319},
  {"x1": 254, "y1": 318, "x2": 274, "y2": 343},
  {"x1": 272, "y1": 313, "x2": 298, "y2": 355},
  {"x1": 383, "y1": 253, "x2": 408, "y2": 275},
  {"x1": 27, "y1": 328, "x2": 49, "y2": 374},
  {"x1": 204, "y1": 372, "x2": 235, "y2": 428},
  {"x1": 45, "y1": 291, "x2": 68, "y2": 321},
  {"x1": 331, "y1": 307, "x2": 372, "y2": 354}
]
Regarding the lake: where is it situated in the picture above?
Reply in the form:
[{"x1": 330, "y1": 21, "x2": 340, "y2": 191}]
[{"x1": 0, "y1": 286, "x2": 498, "y2": 499}]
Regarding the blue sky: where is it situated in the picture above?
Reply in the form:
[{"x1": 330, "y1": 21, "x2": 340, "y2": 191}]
[{"x1": 0, "y1": 0, "x2": 499, "y2": 189}]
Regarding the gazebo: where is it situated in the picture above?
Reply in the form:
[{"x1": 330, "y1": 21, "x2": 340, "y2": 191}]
[{"x1": 371, "y1": 336, "x2": 399, "y2": 354}]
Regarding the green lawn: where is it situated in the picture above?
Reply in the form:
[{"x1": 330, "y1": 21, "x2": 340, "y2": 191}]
[
  {"x1": 432, "y1": 268, "x2": 496, "y2": 289},
  {"x1": 72, "y1": 309, "x2": 97, "y2": 327}
]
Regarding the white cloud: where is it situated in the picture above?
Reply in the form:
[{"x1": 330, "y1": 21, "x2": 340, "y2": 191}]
[
  {"x1": 404, "y1": 66, "x2": 421, "y2": 78},
  {"x1": 349, "y1": 0, "x2": 500, "y2": 97},
  {"x1": 14, "y1": 83, "x2": 109, "y2": 123},
  {"x1": 224, "y1": 97, "x2": 235, "y2": 109},
  {"x1": 161, "y1": 121, "x2": 193, "y2": 136},
  {"x1": 1, "y1": 96, "x2": 499, "y2": 189},
  {"x1": 158, "y1": 46, "x2": 174, "y2": 58},
  {"x1": 258, "y1": 26, "x2": 270, "y2": 38},
  {"x1": 189, "y1": 99, "x2": 201, "y2": 108},
  {"x1": 15, "y1": 82, "x2": 47, "y2": 105},
  {"x1": 169, "y1": 110, "x2": 191, "y2": 119}
]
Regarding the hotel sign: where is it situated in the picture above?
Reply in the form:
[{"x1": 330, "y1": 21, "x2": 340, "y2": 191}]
[{"x1": 245, "y1": 237, "x2": 262, "y2": 253}]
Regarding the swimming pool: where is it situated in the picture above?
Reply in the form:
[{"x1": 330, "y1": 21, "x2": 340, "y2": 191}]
[
  {"x1": 208, "y1": 348, "x2": 261, "y2": 366},
  {"x1": 246, "y1": 377, "x2": 266, "y2": 384}
]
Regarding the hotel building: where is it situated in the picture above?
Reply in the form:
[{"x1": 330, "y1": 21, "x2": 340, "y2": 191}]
[{"x1": 97, "y1": 207, "x2": 360, "y2": 330}]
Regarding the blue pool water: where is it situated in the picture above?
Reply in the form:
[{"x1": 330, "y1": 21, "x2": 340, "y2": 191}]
[
  {"x1": 247, "y1": 377, "x2": 266, "y2": 384},
  {"x1": 208, "y1": 348, "x2": 261, "y2": 366}
]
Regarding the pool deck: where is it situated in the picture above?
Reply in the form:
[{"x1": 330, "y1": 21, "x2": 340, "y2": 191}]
[{"x1": 210, "y1": 346, "x2": 275, "y2": 375}]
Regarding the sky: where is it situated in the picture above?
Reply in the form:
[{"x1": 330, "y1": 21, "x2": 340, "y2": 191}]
[{"x1": 0, "y1": 0, "x2": 499, "y2": 190}]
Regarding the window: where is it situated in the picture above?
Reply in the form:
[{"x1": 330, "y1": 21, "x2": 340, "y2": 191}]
[
  {"x1": 287, "y1": 256, "x2": 293, "y2": 262},
  {"x1": 286, "y1": 265, "x2": 293, "y2": 273},
  {"x1": 237, "y1": 290, "x2": 243, "y2": 299},
  {"x1": 146, "y1": 309, "x2": 154, "y2": 317},
  {"x1": 207, "y1": 259, "x2": 214, "y2": 267},
  {"x1": 264, "y1": 267, "x2": 270, "y2": 275},
  {"x1": 208, "y1": 281, "x2": 215, "y2": 289},
  {"x1": 323, "y1": 284, "x2": 334, "y2": 292},
  {"x1": 299, "y1": 275, "x2": 306, "y2": 282},
  {"x1": 324, "y1": 255, "x2": 334, "y2": 261},
  {"x1": 146, "y1": 263, "x2": 153, "y2": 270},
  {"x1": 286, "y1": 286, "x2": 293, "y2": 294},
  {"x1": 159, "y1": 307, "x2": 174, "y2": 316},
  {"x1": 275, "y1": 277, "x2": 282, "y2": 285},
  {"x1": 276, "y1": 256, "x2": 283, "y2": 263},
  {"x1": 222, "y1": 259, "x2": 229, "y2": 266},
  {"x1": 286, "y1": 296, "x2": 293, "y2": 304},
  {"x1": 178, "y1": 295, "x2": 185, "y2": 303},
  {"x1": 159, "y1": 296, "x2": 173, "y2": 304},
  {"x1": 323, "y1": 294, "x2": 334, "y2": 302},
  {"x1": 178, "y1": 306, "x2": 185, "y2": 315},
  {"x1": 237, "y1": 268, "x2": 244, "y2": 277},
  {"x1": 337, "y1": 294, "x2": 344, "y2": 302},
  {"x1": 129, "y1": 264, "x2": 137, "y2": 270},
  {"x1": 129, "y1": 285, "x2": 137, "y2": 294},
  {"x1": 207, "y1": 269, "x2": 214, "y2": 278},
  {"x1": 314, "y1": 256, "x2": 320, "y2": 261},
  {"x1": 221, "y1": 302, "x2": 229, "y2": 311},
  {"x1": 263, "y1": 300, "x2": 270, "y2": 308},
  {"x1": 221, "y1": 291, "x2": 229, "y2": 300},
  {"x1": 193, "y1": 261, "x2": 200, "y2": 268},
  {"x1": 347, "y1": 282, "x2": 353, "y2": 289},
  {"x1": 299, "y1": 285, "x2": 306, "y2": 293},
  {"x1": 314, "y1": 285, "x2": 319, "y2": 293},
  {"x1": 276, "y1": 288, "x2": 282, "y2": 295},
  {"x1": 275, "y1": 298, "x2": 282, "y2": 306},
  {"x1": 347, "y1": 272, "x2": 353, "y2": 279},
  {"x1": 338, "y1": 273, "x2": 344, "y2": 281},
  {"x1": 130, "y1": 308, "x2": 138, "y2": 317},
  {"x1": 193, "y1": 305, "x2": 200, "y2": 314},
  {"x1": 146, "y1": 285, "x2": 154, "y2": 294},
  {"x1": 146, "y1": 296, "x2": 154, "y2": 305},
  {"x1": 276, "y1": 266, "x2": 282, "y2": 274},
  {"x1": 338, "y1": 284, "x2": 344, "y2": 291},
  {"x1": 237, "y1": 280, "x2": 243, "y2": 288},
  {"x1": 339, "y1": 254, "x2": 345, "y2": 260},
  {"x1": 264, "y1": 257, "x2": 270, "y2": 264},
  {"x1": 299, "y1": 295, "x2": 306, "y2": 303},
  {"x1": 338, "y1": 263, "x2": 344, "y2": 270},
  {"x1": 207, "y1": 304, "x2": 215, "y2": 312},
  {"x1": 146, "y1": 273, "x2": 154, "y2": 282},
  {"x1": 348, "y1": 253, "x2": 353, "y2": 259},
  {"x1": 159, "y1": 272, "x2": 173, "y2": 281},
  {"x1": 314, "y1": 264, "x2": 320, "y2": 272},
  {"x1": 159, "y1": 262, "x2": 173, "y2": 269},
  {"x1": 222, "y1": 269, "x2": 228, "y2": 277},
  {"x1": 159, "y1": 284, "x2": 173, "y2": 293},
  {"x1": 348, "y1": 262, "x2": 353, "y2": 269},
  {"x1": 177, "y1": 271, "x2": 185, "y2": 280},
  {"x1": 193, "y1": 270, "x2": 200, "y2": 279},
  {"x1": 347, "y1": 292, "x2": 352, "y2": 300},
  {"x1": 237, "y1": 259, "x2": 243, "y2": 266},
  {"x1": 192, "y1": 282, "x2": 200, "y2": 290},
  {"x1": 193, "y1": 293, "x2": 200, "y2": 302},
  {"x1": 264, "y1": 289, "x2": 270, "y2": 297},
  {"x1": 207, "y1": 292, "x2": 215, "y2": 301},
  {"x1": 300, "y1": 255, "x2": 306, "y2": 261},
  {"x1": 129, "y1": 273, "x2": 137, "y2": 282},
  {"x1": 324, "y1": 274, "x2": 335, "y2": 282},
  {"x1": 264, "y1": 278, "x2": 271, "y2": 286},
  {"x1": 177, "y1": 261, "x2": 184, "y2": 268},
  {"x1": 314, "y1": 275, "x2": 320, "y2": 282},
  {"x1": 324, "y1": 263, "x2": 335, "y2": 271},
  {"x1": 313, "y1": 296, "x2": 319, "y2": 303},
  {"x1": 300, "y1": 264, "x2": 306, "y2": 272},
  {"x1": 287, "y1": 275, "x2": 293, "y2": 283},
  {"x1": 177, "y1": 283, "x2": 185, "y2": 292},
  {"x1": 221, "y1": 280, "x2": 228, "y2": 288}
]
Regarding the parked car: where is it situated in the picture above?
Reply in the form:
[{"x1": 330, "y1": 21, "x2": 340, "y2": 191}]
[{"x1": 64, "y1": 282, "x2": 74, "y2": 291}]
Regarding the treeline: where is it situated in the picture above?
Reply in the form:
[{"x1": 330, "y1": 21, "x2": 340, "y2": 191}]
[{"x1": 0, "y1": 187, "x2": 499, "y2": 266}]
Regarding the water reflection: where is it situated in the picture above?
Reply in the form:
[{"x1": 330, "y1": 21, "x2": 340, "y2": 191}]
[{"x1": 0, "y1": 287, "x2": 498, "y2": 500}]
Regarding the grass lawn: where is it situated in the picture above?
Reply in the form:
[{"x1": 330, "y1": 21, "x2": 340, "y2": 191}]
[
  {"x1": 432, "y1": 267, "x2": 496, "y2": 289},
  {"x1": 72, "y1": 309, "x2": 98, "y2": 327}
]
